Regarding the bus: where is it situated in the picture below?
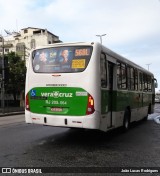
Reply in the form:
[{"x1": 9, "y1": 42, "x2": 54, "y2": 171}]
[{"x1": 25, "y1": 42, "x2": 157, "y2": 132}]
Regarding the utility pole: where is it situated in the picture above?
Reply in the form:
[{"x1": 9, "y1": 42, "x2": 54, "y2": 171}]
[
  {"x1": 0, "y1": 35, "x2": 5, "y2": 114},
  {"x1": 96, "y1": 34, "x2": 106, "y2": 44}
]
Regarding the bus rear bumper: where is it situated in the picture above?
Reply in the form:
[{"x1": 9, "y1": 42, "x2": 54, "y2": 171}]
[{"x1": 25, "y1": 110, "x2": 100, "y2": 130}]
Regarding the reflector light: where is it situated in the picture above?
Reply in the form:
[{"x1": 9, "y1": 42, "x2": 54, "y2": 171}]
[
  {"x1": 86, "y1": 94, "x2": 95, "y2": 115},
  {"x1": 25, "y1": 93, "x2": 30, "y2": 111}
]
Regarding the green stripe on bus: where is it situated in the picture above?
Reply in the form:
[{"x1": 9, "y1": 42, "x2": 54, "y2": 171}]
[{"x1": 101, "y1": 90, "x2": 152, "y2": 113}]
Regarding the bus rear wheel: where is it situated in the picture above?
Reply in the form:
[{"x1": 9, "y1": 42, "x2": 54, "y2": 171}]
[{"x1": 143, "y1": 104, "x2": 151, "y2": 121}]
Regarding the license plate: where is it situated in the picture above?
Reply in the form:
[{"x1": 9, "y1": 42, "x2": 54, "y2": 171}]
[{"x1": 51, "y1": 107, "x2": 62, "y2": 112}]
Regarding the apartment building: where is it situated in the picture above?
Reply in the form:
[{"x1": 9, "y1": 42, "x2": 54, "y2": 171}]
[{"x1": 0, "y1": 27, "x2": 61, "y2": 61}]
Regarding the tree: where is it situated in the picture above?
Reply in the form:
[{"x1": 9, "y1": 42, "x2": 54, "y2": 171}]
[{"x1": 5, "y1": 52, "x2": 26, "y2": 104}]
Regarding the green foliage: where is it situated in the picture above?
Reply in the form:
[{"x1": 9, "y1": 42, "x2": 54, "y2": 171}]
[{"x1": 5, "y1": 52, "x2": 26, "y2": 100}]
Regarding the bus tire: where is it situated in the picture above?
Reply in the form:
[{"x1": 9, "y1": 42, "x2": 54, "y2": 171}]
[
  {"x1": 143, "y1": 103, "x2": 152, "y2": 121},
  {"x1": 148, "y1": 103, "x2": 151, "y2": 114},
  {"x1": 143, "y1": 104, "x2": 150, "y2": 121},
  {"x1": 143, "y1": 115, "x2": 148, "y2": 121},
  {"x1": 123, "y1": 108, "x2": 130, "y2": 132}
]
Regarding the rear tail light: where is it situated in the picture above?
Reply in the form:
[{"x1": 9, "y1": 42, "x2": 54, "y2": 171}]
[
  {"x1": 25, "y1": 93, "x2": 30, "y2": 111},
  {"x1": 86, "y1": 94, "x2": 95, "y2": 115}
]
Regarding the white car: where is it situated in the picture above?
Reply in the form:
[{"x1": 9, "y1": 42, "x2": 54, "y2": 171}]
[{"x1": 155, "y1": 97, "x2": 160, "y2": 103}]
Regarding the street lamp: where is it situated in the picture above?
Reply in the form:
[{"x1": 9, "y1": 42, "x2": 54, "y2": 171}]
[
  {"x1": 96, "y1": 34, "x2": 106, "y2": 44},
  {"x1": 146, "y1": 63, "x2": 152, "y2": 71},
  {"x1": 0, "y1": 35, "x2": 5, "y2": 113}
]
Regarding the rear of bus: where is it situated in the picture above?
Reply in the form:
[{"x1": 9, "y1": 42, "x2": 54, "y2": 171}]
[{"x1": 25, "y1": 42, "x2": 101, "y2": 130}]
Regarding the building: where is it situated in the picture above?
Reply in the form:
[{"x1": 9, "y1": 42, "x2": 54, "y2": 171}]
[{"x1": 0, "y1": 27, "x2": 61, "y2": 61}]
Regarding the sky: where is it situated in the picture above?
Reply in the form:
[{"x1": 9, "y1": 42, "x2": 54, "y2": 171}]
[{"x1": 0, "y1": 0, "x2": 160, "y2": 90}]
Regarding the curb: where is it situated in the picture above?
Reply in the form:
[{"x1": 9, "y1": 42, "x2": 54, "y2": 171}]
[{"x1": 0, "y1": 111, "x2": 25, "y2": 117}]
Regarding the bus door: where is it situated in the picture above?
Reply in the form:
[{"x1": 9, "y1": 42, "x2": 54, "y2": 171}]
[
  {"x1": 101, "y1": 53, "x2": 108, "y2": 126},
  {"x1": 101, "y1": 53, "x2": 114, "y2": 129},
  {"x1": 108, "y1": 61, "x2": 114, "y2": 127}
]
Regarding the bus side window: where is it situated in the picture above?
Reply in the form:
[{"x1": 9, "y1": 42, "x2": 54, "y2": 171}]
[
  {"x1": 143, "y1": 74, "x2": 148, "y2": 91},
  {"x1": 121, "y1": 64, "x2": 127, "y2": 89},
  {"x1": 128, "y1": 67, "x2": 135, "y2": 90},
  {"x1": 100, "y1": 53, "x2": 107, "y2": 88},
  {"x1": 135, "y1": 69, "x2": 138, "y2": 91},
  {"x1": 139, "y1": 72, "x2": 143, "y2": 91},
  {"x1": 117, "y1": 62, "x2": 121, "y2": 89},
  {"x1": 117, "y1": 62, "x2": 127, "y2": 89},
  {"x1": 148, "y1": 75, "x2": 152, "y2": 92}
]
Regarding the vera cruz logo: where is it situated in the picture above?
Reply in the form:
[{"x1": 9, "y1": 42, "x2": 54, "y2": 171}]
[
  {"x1": 53, "y1": 91, "x2": 59, "y2": 98},
  {"x1": 41, "y1": 91, "x2": 73, "y2": 98}
]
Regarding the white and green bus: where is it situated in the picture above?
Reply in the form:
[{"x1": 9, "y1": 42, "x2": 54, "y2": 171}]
[{"x1": 25, "y1": 42, "x2": 157, "y2": 131}]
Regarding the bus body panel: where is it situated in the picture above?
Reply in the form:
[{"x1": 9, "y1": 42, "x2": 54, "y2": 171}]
[
  {"x1": 25, "y1": 42, "x2": 102, "y2": 130},
  {"x1": 27, "y1": 87, "x2": 89, "y2": 116},
  {"x1": 25, "y1": 111, "x2": 101, "y2": 129}
]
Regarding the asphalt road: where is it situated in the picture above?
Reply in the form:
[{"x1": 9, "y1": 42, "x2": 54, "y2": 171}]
[{"x1": 0, "y1": 105, "x2": 160, "y2": 175}]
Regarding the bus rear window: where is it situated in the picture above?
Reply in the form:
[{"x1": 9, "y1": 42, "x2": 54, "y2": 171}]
[{"x1": 32, "y1": 46, "x2": 93, "y2": 73}]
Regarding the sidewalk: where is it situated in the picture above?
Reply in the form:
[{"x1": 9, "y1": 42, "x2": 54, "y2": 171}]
[{"x1": 0, "y1": 107, "x2": 25, "y2": 117}]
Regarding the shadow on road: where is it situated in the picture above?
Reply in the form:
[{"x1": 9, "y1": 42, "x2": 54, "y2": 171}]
[{"x1": 36, "y1": 119, "x2": 148, "y2": 148}]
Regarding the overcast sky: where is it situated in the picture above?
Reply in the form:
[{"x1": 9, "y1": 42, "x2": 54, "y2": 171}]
[{"x1": 0, "y1": 0, "x2": 160, "y2": 90}]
